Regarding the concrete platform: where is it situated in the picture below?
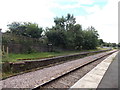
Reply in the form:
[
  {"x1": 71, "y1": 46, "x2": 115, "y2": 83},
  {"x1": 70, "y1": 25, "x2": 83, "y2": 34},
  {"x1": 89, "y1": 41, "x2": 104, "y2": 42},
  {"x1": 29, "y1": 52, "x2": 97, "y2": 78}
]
[
  {"x1": 70, "y1": 51, "x2": 118, "y2": 89},
  {"x1": 98, "y1": 51, "x2": 119, "y2": 88}
]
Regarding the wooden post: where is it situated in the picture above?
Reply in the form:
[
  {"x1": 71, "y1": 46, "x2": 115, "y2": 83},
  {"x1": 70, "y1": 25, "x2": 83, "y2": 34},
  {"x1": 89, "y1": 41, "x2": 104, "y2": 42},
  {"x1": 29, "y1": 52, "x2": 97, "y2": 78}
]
[
  {"x1": 7, "y1": 47, "x2": 9, "y2": 55},
  {"x1": 2, "y1": 45, "x2": 5, "y2": 53},
  {"x1": 0, "y1": 45, "x2": 2, "y2": 56}
]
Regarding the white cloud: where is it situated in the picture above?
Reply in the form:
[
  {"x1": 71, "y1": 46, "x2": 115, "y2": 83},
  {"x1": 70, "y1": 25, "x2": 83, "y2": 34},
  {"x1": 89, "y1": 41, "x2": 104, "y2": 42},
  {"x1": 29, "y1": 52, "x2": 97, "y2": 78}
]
[
  {"x1": 52, "y1": 0, "x2": 95, "y2": 5},
  {"x1": 85, "y1": 5, "x2": 101, "y2": 14},
  {"x1": 77, "y1": 0, "x2": 95, "y2": 5},
  {"x1": 0, "y1": 0, "x2": 119, "y2": 43},
  {"x1": 49, "y1": 0, "x2": 96, "y2": 10},
  {"x1": 57, "y1": 0, "x2": 96, "y2": 9},
  {"x1": 76, "y1": 0, "x2": 118, "y2": 43},
  {"x1": 67, "y1": 0, "x2": 95, "y2": 5},
  {"x1": 59, "y1": 4, "x2": 80, "y2": 9}
]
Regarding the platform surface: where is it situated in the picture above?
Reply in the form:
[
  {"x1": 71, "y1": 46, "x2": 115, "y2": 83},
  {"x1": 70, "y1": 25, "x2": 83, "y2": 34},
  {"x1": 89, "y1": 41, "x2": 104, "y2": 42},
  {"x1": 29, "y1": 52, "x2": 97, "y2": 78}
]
[
  {"x1": 70, "y1": 51, "x2": 118, "y2": 89},
  {"x1": 98, "y1": 51, "x2": 119, "y2": 88}
]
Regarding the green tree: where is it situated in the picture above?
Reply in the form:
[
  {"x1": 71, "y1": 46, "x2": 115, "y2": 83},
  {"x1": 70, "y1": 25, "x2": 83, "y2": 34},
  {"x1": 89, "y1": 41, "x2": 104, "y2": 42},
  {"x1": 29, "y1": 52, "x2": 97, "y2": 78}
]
[
  {"x1": 98, "y1": 39, "x2": 104, "y2": 46},
  {"x1": 53, "y1": 13, "x2": 76, "y2": 31},
  {"x1": 67, "y1": 24, "x2": 83, "y2": 49},
  {"x1": 82, "y1": 26, "x2": 99, "y2": 50},
  {"x1": 7, "y1": 22, "x2": 22, "y2": 35},
  {"x1": 23, "y1": 22, "x2": 43, "y2": 38},
  {"x1": 118, "y1": 43, "x2": 120, "y2": 48},
  {"x1": 111, "y1": 43, "x2": 117, "y2": 47},
  {"x1": 46, "y1": 14, "x2": 99, "y2": 50},
  {"x1": 45, "y1": 30, "x2": 67, "y2": 48},
  {"x1": 54, "y1": 16, "x2": 66, "y2": 30},
  {"x1": 7, "y1": 22, "x2": 43, "y2": 38},
  {"x1": 65, "y1": 13, "x2": 76, "y2": 31}
]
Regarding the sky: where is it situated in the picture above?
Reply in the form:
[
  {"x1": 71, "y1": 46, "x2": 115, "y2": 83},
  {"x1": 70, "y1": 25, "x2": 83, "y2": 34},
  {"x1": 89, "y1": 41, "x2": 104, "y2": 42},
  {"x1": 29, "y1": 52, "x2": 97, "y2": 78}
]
[{"x1": 0, "y1": 0, "x2": 119, "y2": 43}]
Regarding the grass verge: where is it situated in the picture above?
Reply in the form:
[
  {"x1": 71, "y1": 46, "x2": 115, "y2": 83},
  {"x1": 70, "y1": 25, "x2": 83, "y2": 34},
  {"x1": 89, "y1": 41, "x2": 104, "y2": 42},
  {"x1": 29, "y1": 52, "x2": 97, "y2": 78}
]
[{"x1": 2, "y1": 48, "x2": 107, "y2": 63}]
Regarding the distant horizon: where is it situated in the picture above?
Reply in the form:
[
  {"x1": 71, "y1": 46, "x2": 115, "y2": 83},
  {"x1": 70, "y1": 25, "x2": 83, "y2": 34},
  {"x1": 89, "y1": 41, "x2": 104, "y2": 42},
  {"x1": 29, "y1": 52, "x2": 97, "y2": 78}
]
[{"x1": 0, "y1": 0, "x2": 119, "y2": 43}]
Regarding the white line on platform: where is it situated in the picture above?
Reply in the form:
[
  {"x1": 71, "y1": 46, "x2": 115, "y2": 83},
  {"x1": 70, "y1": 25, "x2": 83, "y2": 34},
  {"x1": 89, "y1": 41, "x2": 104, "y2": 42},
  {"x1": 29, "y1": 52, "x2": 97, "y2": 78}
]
[{"x1": 70, "y1": 51, "x2": 118, "y2": 88}]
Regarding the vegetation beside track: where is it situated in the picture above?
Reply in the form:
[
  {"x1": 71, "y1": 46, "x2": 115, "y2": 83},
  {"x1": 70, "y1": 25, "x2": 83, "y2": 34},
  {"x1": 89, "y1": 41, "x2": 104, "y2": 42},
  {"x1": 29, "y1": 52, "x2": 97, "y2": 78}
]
[
  {"x1": 2, "y1": 47, "x2": 107, "y2": 63},
  {"x1": 1, "y1": 13, "x2": 118, "y2": 79},
  {"x1": 1, "y1": 48, "x2": 111, "y2": 79}
]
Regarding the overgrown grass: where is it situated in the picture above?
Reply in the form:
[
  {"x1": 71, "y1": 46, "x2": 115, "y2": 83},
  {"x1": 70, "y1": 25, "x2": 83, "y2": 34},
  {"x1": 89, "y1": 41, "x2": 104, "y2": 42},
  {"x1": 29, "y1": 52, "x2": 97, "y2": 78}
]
[
  {"x1": 2, "y1": 51, "x2": 79, "y2": 62},
  {"x1": 2, "y1": 47, "x2": 107, "y2": 62}
]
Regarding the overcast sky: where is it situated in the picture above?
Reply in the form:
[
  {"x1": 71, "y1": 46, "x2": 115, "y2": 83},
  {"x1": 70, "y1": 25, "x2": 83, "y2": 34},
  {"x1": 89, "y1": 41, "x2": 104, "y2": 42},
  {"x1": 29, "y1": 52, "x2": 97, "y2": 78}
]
[{"x1": 0, "y1": 0, "x2": 119, "y2": 43}]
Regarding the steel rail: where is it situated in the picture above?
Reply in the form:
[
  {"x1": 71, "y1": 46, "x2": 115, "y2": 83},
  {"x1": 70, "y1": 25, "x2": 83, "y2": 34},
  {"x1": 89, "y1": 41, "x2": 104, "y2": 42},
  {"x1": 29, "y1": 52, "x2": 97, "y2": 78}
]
[{"x1": 33, "y1": 50, "x2": 117, "y2": 90}]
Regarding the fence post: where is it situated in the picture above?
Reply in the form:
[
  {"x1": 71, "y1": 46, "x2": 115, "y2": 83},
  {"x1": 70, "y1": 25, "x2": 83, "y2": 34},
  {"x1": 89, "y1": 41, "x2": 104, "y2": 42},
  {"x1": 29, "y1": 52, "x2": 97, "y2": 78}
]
[
  {"x1": 2, "y1": 45, "x2": 5, "y2": 54},
  {"x1": 7, "y1": 47, "x2": 9, "y2": 55}
]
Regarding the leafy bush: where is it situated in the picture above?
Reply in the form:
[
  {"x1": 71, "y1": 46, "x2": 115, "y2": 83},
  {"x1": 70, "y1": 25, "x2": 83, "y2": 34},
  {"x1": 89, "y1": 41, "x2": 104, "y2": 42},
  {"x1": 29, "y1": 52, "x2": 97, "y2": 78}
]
[
  {"x1": 7, "y1": 22, "x2": 43, "y2": 38},
  {"x1": 46, "y1": 30, "x2": 67, "y2": 48}
]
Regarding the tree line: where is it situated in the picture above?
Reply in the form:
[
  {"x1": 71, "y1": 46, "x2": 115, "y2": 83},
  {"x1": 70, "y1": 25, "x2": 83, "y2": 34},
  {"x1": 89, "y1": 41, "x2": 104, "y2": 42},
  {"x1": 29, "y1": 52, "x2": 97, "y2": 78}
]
[{"x1": 4, "y1": 13, "x2": 112, "y2": 50}]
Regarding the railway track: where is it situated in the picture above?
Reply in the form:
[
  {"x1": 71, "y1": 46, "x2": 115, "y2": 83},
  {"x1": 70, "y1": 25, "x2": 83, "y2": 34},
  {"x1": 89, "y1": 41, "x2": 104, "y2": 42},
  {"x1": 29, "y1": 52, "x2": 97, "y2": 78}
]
[
  {"x1": 1, "y1": 50, "x2": 117, "y2": 89},
  {"x1": 33, "y1": 50, "x2": 117, "y2": 89},
  {"x1": 36, "y1": 54, "x2": 109, "y2": 89}
]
